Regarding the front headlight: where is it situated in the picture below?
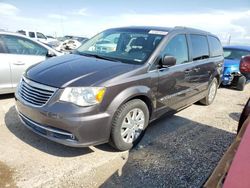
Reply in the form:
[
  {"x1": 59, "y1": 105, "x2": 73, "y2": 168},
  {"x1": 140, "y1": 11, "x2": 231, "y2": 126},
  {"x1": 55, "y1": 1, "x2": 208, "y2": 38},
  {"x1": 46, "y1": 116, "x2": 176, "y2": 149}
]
[{"x1": 60, "y1": 87, "x2": 106, "y2": 107}]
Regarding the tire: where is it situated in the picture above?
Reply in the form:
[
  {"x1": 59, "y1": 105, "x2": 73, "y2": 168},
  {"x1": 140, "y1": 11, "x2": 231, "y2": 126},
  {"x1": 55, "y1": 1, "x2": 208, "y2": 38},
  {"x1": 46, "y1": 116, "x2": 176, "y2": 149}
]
[
  {"x1": 236, "y1": 75, "x2": 246, "y2": 91},
  {"x1": 109, "y1": 99, "x2": 149, "y2": 151},
  {"x1": 200, "y1": 78, "x2": 218, "y2": 106}
]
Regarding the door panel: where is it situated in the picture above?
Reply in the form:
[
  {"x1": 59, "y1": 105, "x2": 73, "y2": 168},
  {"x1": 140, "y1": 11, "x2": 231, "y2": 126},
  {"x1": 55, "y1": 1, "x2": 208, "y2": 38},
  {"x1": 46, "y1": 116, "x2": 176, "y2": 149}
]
[
  {"x1": 187, "y1": 34, "x2": 212, "y2": 95},
  {"x1": 157, "y1": 64, "x2": 192, "y2": 113},
  {"x1": 1, "y1": 34, "x2": 48, "y2": 88},
  {"x1": 0, "y1": 53, "x2": 12, "y2": 93},
  {"x1": 156, "y1": 34, "x2": 195, "y2": 115},
  {"x1": 189, "y1": 60, "x2": 211, "y2": 92},
  {"x1": 157, "y1": 59, "x2": 204, "y2": 111},
  {"x1": 9, "y1": 54, "x2": 45, "y2": 87}
]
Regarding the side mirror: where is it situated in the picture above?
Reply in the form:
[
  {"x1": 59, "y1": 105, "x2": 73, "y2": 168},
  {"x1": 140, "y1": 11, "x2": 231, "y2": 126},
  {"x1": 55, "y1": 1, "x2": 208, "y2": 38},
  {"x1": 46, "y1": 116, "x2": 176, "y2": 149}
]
[
  {"x1": 162, "y1": 55, "x2": 176, "y2": 67},
  {"x1": 46, "y1": 50, "x2": 56, "y2": 58}
]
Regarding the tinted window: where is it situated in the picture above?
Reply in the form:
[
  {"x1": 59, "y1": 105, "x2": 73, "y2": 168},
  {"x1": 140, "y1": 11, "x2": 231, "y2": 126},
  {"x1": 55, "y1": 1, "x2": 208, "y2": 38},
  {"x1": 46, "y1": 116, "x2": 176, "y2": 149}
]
[
  {"x1": 2, "y1": 35, "x2": 48, "y2": 56},
  {"x1": 162, "y1": 34, "x2": 189, "y2": 64},
  {"x1": 29, "y1": 32, "x2": 35, "y2": 38},
  {"x1": 223, "y1": 48, "x2": 250, "y2": 60},
  {"x1": 190, "y1": 35, "x2": 209, "y2": 61},
  {"x1": 0, "y1": 38, "x2": 6, "y2": 53},
  {"x1": 37, "y1": 32, "x2": 46, "y2": 39},
  {"x1": 208, "y1": 36, "x2": 223, "y2": 57}
]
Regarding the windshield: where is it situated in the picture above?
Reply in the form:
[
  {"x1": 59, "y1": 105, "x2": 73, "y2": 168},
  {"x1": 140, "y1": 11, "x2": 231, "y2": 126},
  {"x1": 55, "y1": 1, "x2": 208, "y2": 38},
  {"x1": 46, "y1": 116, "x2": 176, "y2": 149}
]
[
  {"x1": 223, "y1": 48, "x2": 250, "y2": 60},
  {"x1": 76, "y1": 29, "x2": 165, "y2": 64}
]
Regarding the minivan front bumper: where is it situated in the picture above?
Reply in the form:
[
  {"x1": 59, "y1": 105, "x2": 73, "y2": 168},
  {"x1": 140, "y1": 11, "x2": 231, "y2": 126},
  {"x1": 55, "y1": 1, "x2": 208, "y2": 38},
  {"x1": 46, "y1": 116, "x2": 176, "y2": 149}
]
[{"x1": 15, "y1": 97, "x2": 112, "y2": 147}]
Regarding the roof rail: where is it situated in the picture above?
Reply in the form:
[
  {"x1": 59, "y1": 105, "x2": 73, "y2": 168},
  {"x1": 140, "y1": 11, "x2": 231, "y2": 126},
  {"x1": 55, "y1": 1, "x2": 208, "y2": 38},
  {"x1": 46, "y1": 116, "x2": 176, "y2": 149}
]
[{"x1": 174, "y1": 26, "x2": 186, "y2": 29}]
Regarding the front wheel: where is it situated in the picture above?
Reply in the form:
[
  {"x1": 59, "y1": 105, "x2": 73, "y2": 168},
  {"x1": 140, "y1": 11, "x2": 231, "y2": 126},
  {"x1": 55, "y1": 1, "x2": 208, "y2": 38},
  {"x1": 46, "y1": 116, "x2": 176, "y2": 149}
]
[
  {"x1": 200, "y1": 78, "x2": 218, "y2": 105},
  {"x1": 109, "y1": 99, "x2": 149, "y2": 151}
]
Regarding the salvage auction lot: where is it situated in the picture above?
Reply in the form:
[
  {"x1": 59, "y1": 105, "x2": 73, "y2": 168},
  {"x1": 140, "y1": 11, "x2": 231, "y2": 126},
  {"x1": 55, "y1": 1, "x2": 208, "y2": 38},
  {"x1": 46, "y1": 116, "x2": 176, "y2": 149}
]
[{"x1": 0, "y1": 85, "x2": 249, "y2": 188}]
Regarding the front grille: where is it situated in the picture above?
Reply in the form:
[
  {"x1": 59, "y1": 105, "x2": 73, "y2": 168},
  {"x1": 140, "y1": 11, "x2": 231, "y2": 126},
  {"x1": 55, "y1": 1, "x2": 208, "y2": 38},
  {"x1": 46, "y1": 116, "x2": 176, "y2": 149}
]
[{"x1": 18, "y1": 77, "x2": 57, "y2": 107}]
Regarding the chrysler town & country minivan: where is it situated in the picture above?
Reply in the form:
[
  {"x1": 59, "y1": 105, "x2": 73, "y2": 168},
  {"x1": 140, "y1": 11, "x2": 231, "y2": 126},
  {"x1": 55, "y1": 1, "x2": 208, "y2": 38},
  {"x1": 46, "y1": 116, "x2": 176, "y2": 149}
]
[{"x1": 15, "y1": 26, "x2": 224, "y2": 151}]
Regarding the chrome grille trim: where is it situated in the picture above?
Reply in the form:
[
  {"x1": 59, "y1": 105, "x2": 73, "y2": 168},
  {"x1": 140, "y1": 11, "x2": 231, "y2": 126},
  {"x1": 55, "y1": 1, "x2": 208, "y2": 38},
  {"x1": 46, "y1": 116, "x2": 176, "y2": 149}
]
[{"x1": 18, "y1": 77, "x2": 57, "y2": 107}]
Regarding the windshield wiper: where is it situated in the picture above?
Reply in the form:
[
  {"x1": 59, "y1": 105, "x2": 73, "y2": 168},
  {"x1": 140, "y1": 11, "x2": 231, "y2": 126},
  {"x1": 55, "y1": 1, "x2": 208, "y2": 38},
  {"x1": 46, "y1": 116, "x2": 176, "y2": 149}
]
[{"x1": 77, "y1": 52, "x2": 120, "y2": 62}]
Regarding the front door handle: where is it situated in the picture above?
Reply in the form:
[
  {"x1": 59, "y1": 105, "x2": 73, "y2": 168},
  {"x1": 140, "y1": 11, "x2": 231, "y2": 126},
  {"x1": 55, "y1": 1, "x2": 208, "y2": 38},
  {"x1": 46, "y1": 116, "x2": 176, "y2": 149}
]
[{"x1": 13, "y1": 61, "x2": 25, "y2": 65}]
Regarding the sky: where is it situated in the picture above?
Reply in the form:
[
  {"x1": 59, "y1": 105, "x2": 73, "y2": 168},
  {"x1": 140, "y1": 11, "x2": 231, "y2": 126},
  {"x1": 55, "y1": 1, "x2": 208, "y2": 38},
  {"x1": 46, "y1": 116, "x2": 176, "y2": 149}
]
[{"x1": 0, "y1": 0, "x2": 250, "y2": 45}]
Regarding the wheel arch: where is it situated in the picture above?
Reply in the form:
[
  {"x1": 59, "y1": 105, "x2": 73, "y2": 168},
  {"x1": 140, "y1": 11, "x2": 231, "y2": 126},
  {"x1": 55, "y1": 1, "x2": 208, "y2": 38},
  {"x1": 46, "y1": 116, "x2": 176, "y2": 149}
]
[{"x1": 107, "y1": 86, "x2": 155, "y2": 121}]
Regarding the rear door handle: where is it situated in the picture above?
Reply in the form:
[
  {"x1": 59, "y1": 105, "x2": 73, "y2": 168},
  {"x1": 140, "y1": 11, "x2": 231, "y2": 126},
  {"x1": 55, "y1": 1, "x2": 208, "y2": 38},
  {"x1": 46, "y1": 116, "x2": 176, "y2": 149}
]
[{"x1": 13, "y1": 61, "x2": 25, "y2": 65}]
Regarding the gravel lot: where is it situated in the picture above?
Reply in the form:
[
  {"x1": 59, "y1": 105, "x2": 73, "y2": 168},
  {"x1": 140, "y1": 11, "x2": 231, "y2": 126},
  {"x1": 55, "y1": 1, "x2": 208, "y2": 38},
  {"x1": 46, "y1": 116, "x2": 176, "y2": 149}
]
[{"x1": 0, "y1": 84, "x2": 249, "y2": 188}]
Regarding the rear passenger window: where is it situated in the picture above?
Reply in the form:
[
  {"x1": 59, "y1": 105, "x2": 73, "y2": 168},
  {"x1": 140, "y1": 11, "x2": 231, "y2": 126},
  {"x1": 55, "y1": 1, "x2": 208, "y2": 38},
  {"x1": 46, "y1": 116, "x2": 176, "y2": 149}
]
[
  {"x1": 162, "y1": 34, "x2": 189, "y2": 65},
  {"x1": 29, "y1": 32, "x2": 35, "y2": 38},
  {"x1": 190, "y1": 35, "x2": 209, "y2": 61},
  {"x1": 208, "y1": 36, "x2": 223, "y2": 57}
]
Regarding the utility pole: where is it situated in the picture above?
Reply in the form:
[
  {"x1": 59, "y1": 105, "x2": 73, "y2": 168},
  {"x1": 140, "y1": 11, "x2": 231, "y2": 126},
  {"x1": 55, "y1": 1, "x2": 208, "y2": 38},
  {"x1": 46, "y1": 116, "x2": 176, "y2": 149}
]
[{"x1": 227, "y1": 34, "x2": 231, "y2": 45}]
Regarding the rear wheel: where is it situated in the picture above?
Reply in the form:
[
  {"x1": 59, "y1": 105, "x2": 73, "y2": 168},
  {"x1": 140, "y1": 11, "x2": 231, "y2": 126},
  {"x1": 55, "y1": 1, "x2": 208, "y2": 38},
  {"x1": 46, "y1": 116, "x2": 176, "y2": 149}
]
[
  {"x1": 200, "y1": 78, "x2": 218, "y2": 105},
  {"x1": 110, "y1": 99, "x2": 149, "y2": 151},
  {"x1": 236, "y1": 75, "x2": 246, "y2": 91}
]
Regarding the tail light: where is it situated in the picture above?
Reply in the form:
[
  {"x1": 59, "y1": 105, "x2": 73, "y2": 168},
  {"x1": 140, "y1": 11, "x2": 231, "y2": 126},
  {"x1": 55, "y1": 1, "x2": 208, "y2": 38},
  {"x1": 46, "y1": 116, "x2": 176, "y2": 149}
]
[{"x1": 240, "y1": 55, "x2": 250, "y2": 73}]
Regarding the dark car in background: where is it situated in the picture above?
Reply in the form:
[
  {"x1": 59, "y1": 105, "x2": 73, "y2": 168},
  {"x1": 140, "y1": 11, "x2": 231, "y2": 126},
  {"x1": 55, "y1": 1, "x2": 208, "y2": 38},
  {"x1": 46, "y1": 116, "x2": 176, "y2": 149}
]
[
  {"x1": 222, "y1": 46, "x2": 250, "y2": 90},
  {"x1": 15, "y1": 26, "x2": 223, "y2": 151}
]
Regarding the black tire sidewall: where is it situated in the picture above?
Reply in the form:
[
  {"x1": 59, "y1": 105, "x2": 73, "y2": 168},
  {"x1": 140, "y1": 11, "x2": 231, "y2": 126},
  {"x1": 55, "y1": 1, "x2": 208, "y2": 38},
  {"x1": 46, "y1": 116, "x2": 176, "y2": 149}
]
[{"x1": 111, "y1": 99, "x2": 149, "y2": 151}]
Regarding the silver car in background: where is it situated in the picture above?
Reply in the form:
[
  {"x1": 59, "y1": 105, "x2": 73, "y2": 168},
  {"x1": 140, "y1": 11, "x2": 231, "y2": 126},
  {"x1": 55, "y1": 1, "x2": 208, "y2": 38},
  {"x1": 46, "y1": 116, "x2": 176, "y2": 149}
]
[{"x1": 0, "y1": 32, "x2": 62, "y2": 94}]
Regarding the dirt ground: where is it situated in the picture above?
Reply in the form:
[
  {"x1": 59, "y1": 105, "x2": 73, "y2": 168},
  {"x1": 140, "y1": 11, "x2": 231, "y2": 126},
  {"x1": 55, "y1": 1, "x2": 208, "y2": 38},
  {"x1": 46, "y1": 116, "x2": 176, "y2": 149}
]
[{"x1": 0, "y1": 84, "x2": 249, "y2": 188}]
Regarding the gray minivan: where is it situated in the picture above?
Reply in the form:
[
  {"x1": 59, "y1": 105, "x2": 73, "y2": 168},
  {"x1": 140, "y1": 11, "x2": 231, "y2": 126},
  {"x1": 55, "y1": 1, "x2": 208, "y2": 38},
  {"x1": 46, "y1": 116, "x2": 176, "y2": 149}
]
[{"x1": 15, "y1": 26, "x2": 224, "y2": 151}]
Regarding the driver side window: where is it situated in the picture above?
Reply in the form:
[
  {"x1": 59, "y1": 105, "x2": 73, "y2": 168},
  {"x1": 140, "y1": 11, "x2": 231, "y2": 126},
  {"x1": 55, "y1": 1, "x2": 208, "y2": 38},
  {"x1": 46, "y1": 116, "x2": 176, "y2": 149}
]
[
  {"x1": 162, "y1": 34, "x2": 189, "y2": 65},
  {"x1": 2, "y1": 35, "x2": 48, "y2": 56}
]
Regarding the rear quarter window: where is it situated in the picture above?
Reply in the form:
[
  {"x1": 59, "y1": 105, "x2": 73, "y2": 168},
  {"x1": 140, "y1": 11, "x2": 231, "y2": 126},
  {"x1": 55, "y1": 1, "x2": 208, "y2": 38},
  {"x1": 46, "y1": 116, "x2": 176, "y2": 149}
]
[
  {"x1": 208, "y1": 36, "x2": 223, "y2": 57},
  {"x1": 190, "y1": 34, "x2": 209, "y2": 61}
]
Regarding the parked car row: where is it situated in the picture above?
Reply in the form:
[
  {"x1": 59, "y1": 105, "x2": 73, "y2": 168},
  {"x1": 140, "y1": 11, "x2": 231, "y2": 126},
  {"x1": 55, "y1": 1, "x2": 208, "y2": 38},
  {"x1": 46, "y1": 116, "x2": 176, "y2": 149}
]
[
  {"x1": 17, "y1": 30, "x2": 88, "y2": 52},
  {"x1": 1, "y1": 26, "x2": 249, "y2": 151}
]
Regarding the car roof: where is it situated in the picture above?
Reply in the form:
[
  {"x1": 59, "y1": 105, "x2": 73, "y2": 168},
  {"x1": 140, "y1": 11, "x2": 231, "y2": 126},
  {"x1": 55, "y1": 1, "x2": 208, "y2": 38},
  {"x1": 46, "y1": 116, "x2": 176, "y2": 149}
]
[
  {"x1": 107, "y1": 26, "x2": 213, "y2": 36},
  {"x1": 0, "y1": 31, "x2": 32, "y2": 37},
  {"x1": 223, "y1": 45, "x2": 250, "y2": 51},
  {"x1": 113, "y1": 26, "x2": 172, "y2": 32}
]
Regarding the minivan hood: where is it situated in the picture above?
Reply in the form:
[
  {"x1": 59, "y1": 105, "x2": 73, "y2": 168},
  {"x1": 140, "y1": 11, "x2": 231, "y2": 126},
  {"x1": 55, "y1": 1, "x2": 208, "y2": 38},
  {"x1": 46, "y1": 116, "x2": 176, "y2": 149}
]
[{"x1": 25, "y1": 54, "x2": 137, "y2": 88}]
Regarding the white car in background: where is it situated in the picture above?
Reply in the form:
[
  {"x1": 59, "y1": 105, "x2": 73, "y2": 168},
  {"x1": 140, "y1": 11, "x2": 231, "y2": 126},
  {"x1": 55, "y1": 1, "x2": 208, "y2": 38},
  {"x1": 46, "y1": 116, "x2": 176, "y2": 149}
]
[
  {"x1": 0, "y1": 32, "x2": 62, "y2": 94},
  {"x1": 56, "y1": 36, "x2": 88, "y2": 51},
  {"x1": 46, "y1": 35, "x2": 58, "y2": 43},
  {"x1": 95, "y1": 40, "x2": 117, "y2": 53},
  {"x1": 17, "y1": 30, "x2": 51, "y2": 44}
]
